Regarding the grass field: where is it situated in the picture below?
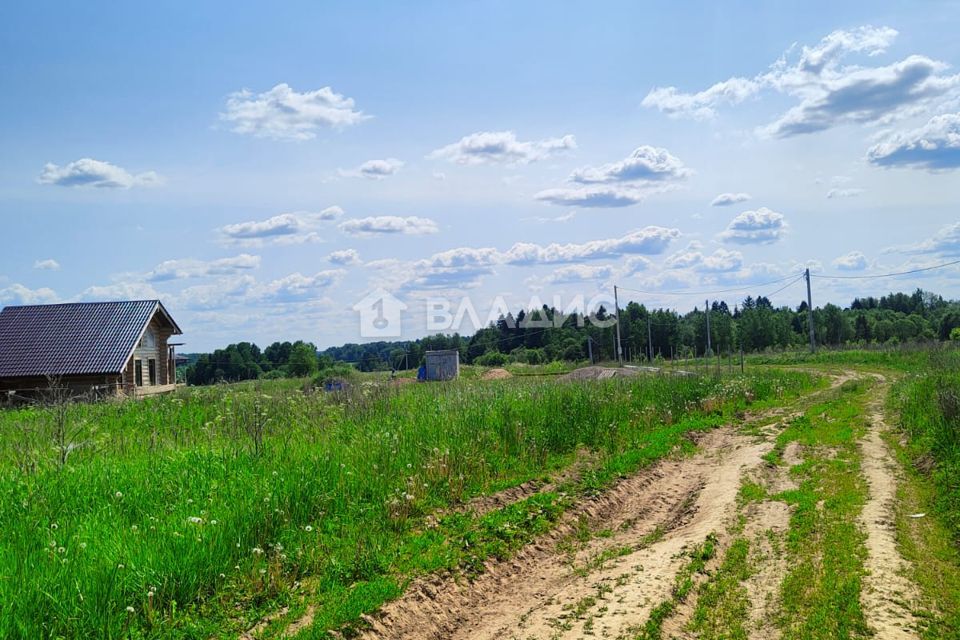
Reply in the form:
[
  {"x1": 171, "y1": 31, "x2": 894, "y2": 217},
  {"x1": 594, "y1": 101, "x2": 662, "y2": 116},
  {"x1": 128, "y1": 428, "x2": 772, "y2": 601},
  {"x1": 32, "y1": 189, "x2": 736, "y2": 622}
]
[{"x1": 0, "y1": 369, "x2": 815, "y2": 639}]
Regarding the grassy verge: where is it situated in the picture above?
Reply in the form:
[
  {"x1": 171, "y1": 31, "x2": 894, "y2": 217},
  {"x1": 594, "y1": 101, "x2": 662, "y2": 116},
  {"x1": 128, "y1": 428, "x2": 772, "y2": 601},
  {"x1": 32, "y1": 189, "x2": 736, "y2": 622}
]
[{"x1": 887, "y1": 349, "x2": 960, "y2": 637}]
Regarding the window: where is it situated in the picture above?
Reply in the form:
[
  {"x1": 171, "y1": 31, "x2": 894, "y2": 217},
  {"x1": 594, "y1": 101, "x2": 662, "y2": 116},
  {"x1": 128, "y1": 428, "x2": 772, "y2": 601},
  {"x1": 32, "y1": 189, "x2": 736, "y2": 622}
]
[
  {"x1": 148, "y1": 358, "x2": 157, "y2": 386},
  {"x1": 135, "y1": 359, "x2": 143, "y2": 386}
]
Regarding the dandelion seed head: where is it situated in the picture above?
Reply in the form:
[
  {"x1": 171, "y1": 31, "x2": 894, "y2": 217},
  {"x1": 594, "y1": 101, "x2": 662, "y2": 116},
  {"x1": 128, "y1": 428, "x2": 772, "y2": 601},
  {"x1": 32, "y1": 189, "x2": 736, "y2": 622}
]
[{"x1": 126, "y1": 606, "x2": 135, "y2": 614}]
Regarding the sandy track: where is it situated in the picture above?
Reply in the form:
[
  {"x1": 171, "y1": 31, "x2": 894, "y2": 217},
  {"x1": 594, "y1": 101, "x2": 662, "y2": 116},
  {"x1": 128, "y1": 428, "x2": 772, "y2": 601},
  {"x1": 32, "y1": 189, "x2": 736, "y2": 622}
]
[
  {"x1": 859, "y1": 378, "x2": 921, "y2": 639},
  {"x1": 359, "y1": 425, "x2": 773, "y2": 640}
]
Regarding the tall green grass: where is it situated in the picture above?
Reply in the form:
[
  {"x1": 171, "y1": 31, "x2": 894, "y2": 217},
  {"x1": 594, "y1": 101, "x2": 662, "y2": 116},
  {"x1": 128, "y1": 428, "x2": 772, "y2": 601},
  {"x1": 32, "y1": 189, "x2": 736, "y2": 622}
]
[
  {"x1": 0, "y1": 371, "x2": 813, "y2": 639},
  {"x1": 892, "y1": 350, "x2": 960, "y2": 534}
]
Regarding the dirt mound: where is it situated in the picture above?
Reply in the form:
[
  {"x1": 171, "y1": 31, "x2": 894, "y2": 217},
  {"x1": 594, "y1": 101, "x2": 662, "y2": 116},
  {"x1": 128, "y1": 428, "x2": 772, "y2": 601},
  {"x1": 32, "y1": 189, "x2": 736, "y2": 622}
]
[
  {"x1": 561, "y1": 366, "x2": 638, "y2": 381},
  {"x1": 481, "y1": 368, "x2": 513, "y2": 380}
]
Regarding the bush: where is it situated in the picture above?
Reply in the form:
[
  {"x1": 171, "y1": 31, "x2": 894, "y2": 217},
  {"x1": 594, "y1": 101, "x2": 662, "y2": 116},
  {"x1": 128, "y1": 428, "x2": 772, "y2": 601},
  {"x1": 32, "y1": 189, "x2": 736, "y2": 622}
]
[
  {"x1": 474, "y1": 350, "x2": 509, "y2": 366},
  {"x1": 950, "y1": 327, "x2": 960, "y2": 342}
]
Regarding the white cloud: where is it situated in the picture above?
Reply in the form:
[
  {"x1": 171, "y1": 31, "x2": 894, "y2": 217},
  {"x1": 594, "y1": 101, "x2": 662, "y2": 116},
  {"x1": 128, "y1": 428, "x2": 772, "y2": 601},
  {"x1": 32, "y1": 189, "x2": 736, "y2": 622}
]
[
  {"x1": 146, "y1": 254, "x2": 261, "y2": 282},
  {"x1": 220, "y1": 83, "x2": 368, "y2": 141},
  {"x1": 642, "y1": 76, "x2": 762, "y2": 120},
  {"x1": 38, "y1": 158, "x2": 162, "y2": 189},
  {"x1": 78, "y1": 280, "x2": 162, "y2": 302},
  {"x1": 339, "y1": 216, "x2": 439, "y2": 236},
  {"x1": 642, "y1": 25, "x2": 960, "y2": 138},
  {"x1": 341, "y1": 158, "x2": 404, "y2": 179},
  {"x1": 33, "y1": 259, "x2": 60, "y2": 271},
  {"x1": 260, "y1": 270, "x2": 345, "y2": 302},
  {"x1": 504, "y1": 226, "x2": 680, "y2": 264},
  {"x1": 535, "y1": 146, "x2": 691, "y2": 208},
  {"x1": 525, "y1": 211, "x2": 577, "y2": 224},
  {"x1": 429, "y1": 131, "x2": 576, "y2": 165},
  {"x1": 700, "y1": 248, "x2": 744, "y2": 272},
  {"x1": 710, "y1": 192, "x2": 752, "y2": 207},
  {"x1": 622, "y1": 256, "x2": 652, "y2": 276},
  {"x1": 546, "y1": 264, "x2": 614, "y2": 284},
  {"x1": 0, "y1": 284, "x2": 58, "y2": 305},
  {"x1": 762, "y1": 55, "x2": 960, "y2": 138},
  {"x1": 826, "y1": 187, "x2": 865, "y2": 198},
  {"x1": 898, "y1": 222, "x2": 960, "y2": 256},
  {"x1": 833, "y1": 251, "x2": 868, "y2": 270},
  {"x1": 719, "y1": 207, "x2": 787, "y2": 244},
  {"x1": 867, "y1": 112, "x2": 960, "y2": 170},
  {"x1": 327, "y1": 249, "x2": 361, "y2": 265},
  {"x1": 219, "y1": 210, "x2": 338, "y2": 246}
]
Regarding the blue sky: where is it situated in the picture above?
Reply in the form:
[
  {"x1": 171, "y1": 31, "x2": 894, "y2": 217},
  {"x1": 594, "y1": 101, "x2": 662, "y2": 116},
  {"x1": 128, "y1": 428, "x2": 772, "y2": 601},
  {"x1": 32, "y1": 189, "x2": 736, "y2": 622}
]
[{"x1": 2, "y1": 1, "x2": 960, "y2": 350}]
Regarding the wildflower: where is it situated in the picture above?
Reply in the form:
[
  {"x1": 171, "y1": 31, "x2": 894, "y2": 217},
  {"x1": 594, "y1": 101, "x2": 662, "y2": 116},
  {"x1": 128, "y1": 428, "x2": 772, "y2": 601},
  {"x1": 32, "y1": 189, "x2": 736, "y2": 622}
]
[
  {"x1": 219, "y1": 573, "x2": 226, "y2": 579},
  {"x1": 187, "y1": 516, "x2": 203, "y2": 524},
  {"x1": 131, "y1": 525, "x2": 138, "y2": 531},
  {"x1": 117, "y1": 564, "x2": 125, "y2": 570},
  {"x1": 304, "y1": 525, "x2": 313, "y2": 532},
  {"x1": 115, "y1": 491, "x2": 123, "y2": 499},
  {"x1": 57, "y1": 546, "x2": 65, "y2": 554},
  {"x1": 259, "y1": 568, "x2": 267, "y2": 575},
  {"x1": 211, "y1": 519, "x2": 218, "y2": 525},
  {"x1": 126, "y1": 606, "x2": 135, "y2": 614},
  {"x1": 79, "y1": 542, "x2": 87, "y2": 550},
  {"x1": 252, "y1": 547, "x2": 264, "y2": 555},
  {"x1": 50, "y1": 523, "x2": 58, "y2": 530},
  {"x1": 234, "y1": 565, "x2": 240, "y2": 571},
  {"x1": 147, "y1": 591, "x2": 155, "y2": 599}
]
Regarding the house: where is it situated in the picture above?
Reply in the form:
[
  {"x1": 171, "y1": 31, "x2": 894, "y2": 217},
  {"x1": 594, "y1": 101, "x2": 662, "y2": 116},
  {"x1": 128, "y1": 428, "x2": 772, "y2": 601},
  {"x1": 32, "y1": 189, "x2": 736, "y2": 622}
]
[
  {"x1": 423, "y1": 349, "x2": 459, "y2": 381},
  {"x1": 0, "y1": 300, "x2": 183, "y2": 397}
]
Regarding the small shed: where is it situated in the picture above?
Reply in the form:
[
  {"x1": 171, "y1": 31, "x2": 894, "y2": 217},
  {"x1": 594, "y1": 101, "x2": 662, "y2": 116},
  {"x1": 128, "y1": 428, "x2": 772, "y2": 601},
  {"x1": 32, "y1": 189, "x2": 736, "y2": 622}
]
[{"x1": 424, "y1": 349, "x2": 459, "y2": 381}]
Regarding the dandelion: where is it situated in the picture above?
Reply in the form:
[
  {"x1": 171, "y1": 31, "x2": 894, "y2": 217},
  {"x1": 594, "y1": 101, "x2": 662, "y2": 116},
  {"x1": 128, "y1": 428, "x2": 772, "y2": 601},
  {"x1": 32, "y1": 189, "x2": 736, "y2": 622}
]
[
  {"x1": 79, "y1": 542, "x2": 87, "y2": 550},
  {"x1": 187, "y1": 516, "x2": 203, "y2": 524},
  {"x1": 131, "y1": 525, "x2": 138, "y2": 531},
  {"x1": 252, "y1": 547, "x2": 264, "y2": 555},
  {"x1": 211, "y1": 519, "x2": 218, "y2": 525},
  {"x1": 259, "y1": 568, "x2": 267, "y2": 575},
  {"x1": 50, "y1": 523, "x2": 58, "y2": 530},
  {"x1": 147, "y1": 591, "x2": 155, "y2": 599},
  {"x1": 115, "y1": 491, "x2": 123, "y2": 499},
  {"x1": 219, "y1": 573, "x2": 226, "y2": 579},
  {"x1": 234, "y1": 565, "x2": 240, "y2": 571},
  {"x1": 126, "y1": 606, "x2": 135, "y2": 614},
  {"x1": 304, "y1": 525, "x2": 313, "y2": 532},
  {"x1": 57, "y1": 546, "x2": 65, "y2": 554},
  {"x1": 117, "y1": 564, "x2": 125, "y2": 570}
]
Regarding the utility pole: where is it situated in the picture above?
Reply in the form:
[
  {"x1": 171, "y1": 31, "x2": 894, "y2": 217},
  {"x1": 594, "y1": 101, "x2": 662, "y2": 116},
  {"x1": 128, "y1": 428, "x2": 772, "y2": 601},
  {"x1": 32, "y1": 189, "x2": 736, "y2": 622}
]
[
  {"x1": 613, "y1": 285, "x2": 623, "y2": 366},
  {"x1": 705, "y1": 299, "x2": 712, "y2": 356},
  {"x1": 805, "y1": 268, "x2": 816, "y2": 353},
  {"x1": 646, "y1": 314, "x2": 653, "y2": 362}
]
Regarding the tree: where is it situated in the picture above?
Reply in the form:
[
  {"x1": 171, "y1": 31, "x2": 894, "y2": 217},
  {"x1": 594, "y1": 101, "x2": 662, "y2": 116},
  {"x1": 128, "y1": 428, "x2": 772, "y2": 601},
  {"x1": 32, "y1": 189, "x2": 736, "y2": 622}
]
[{"x1": 287, "y1": 342, "x2": 319, "y2": 377}]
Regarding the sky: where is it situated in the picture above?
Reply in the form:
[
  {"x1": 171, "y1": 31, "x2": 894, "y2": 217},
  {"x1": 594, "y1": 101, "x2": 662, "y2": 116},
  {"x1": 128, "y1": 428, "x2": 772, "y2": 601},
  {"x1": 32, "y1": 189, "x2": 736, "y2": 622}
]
[{"x1": 2, "y1": 0, "x2": 960, "y2": 351}]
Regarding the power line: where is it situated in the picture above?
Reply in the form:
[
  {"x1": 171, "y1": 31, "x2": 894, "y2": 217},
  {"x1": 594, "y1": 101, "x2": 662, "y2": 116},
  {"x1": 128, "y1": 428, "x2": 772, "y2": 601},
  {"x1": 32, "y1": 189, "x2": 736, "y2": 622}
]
[
  {"x1": 616, "y1": 272, "x2": 801, "y2": 298},
  {"x1": 810, "y1": 258, "x2": 960, "y2": 281},
  {"x1": 758, "y1": 273, "x2": 806, "y2": 299}
]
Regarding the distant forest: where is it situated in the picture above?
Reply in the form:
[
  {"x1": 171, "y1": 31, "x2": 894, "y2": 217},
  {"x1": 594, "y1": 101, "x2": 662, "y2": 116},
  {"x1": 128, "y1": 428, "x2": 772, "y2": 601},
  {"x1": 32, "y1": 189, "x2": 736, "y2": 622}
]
[{"x1": 185, "y1": 289, "x2": 960, "y2": 384}]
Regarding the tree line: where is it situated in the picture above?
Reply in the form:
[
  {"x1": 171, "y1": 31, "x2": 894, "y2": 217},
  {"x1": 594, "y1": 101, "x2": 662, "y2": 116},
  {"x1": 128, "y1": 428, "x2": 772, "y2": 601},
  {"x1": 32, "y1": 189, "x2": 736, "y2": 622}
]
[{"x1": 184, "y1": 288, "x2": 960, "y2": 383}]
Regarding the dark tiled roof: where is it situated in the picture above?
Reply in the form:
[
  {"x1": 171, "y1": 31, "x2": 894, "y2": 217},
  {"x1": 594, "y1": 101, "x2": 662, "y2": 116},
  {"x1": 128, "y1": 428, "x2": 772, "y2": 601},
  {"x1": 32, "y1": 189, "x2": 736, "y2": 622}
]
[{"x1": 0, "y1": 300, "x2": 181, "y2": 378}]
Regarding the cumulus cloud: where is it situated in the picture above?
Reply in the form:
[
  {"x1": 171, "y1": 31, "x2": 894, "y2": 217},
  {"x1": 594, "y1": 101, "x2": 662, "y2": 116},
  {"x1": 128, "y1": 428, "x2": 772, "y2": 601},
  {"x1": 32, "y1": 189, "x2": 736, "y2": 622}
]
[
  {"x1": 220, "y1": 83, "x2": 368, "y2": 141},
  {"x1": 867, "y1": 112, "x2": 960, "y2": 170},
  {"x1": 33, "y1": 259, "x2": 60, "y2": 271},
  {"x1": 719, "y1": 208, "x2": 787, "y2": 244},
  {"x1": 545, "y1": 264, "x2": 614, "y2": 284},
  {"x1": 260, "y1": 270, "x2": 345, "y2": 302},
  {"x1": 339, "y1": 216, "x2": 439, "y2": 236},
  {"x1": 429, "y1": 131, "x2": 576, "y2": 165},
  {"x1": 898, "y1": 222, "x2": 960, "y2": 256},
  {"x1": 642, "y1": 25, "x2": 960, "y2": 138},
  {"x1": 535, "y1": 146, "x2": 691, "y2": 208},
  {"x1": 38, "y1": 158, "x2": 162, "y2": 189},
  {"x1": 219, "y1": 210, "x2": 340, "y2": 246},
  {"x1": 826, "y1": 187, "x2": 865, "y2": 198},
  {"x1": 664, "y1": 244, "x2": 742, "y2": 272},
  {"x1": 503, "y1": 226, "x2": 680, "y2": 264},
  {"x1": 833, "y1": 251, "x2": 868, "y2": 270},
  {"x1": 711, "y1": 192, "x2": 752, "y2": 207},
  {"x1": 327, "y1": 249, "x2": 361, "y2": 265},
  {"x1": 762, "y1": 55, "x2": 960, "y2": 138},
  {"x1": 341, "y1": 158, "x2": 405, "y2": 179},
  {"x1": 0, "y1": 284, "x2": 58, "y2": 305},
  {"x1": 146, "y1": 254, "x2": 261, "y2": 282}
]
